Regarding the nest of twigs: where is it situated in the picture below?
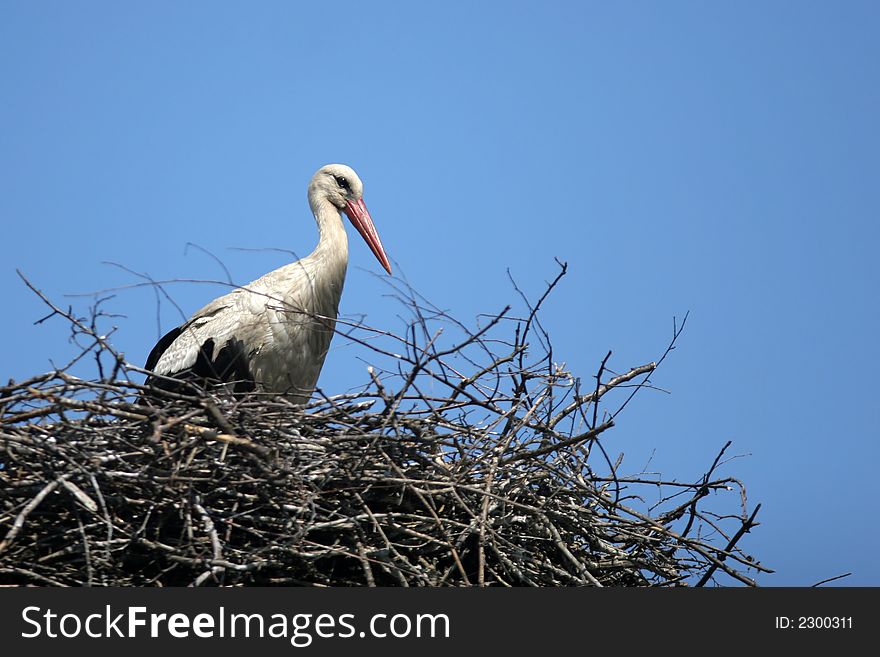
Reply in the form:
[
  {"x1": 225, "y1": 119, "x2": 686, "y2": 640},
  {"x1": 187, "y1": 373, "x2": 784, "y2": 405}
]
[{"x1": 0, "y1": 264, "x2": 768, "y2": 586}]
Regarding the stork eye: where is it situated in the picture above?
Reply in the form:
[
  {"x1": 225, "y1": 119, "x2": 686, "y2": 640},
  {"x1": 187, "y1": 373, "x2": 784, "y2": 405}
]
[{"x1": 335, "y1": 176, "x2": 350, "y2": 190}]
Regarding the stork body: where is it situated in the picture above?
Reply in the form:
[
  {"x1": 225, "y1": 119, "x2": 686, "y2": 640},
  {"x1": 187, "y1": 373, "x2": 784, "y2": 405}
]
[{"x1": 144, "y1": 164, "x2": 391, "y2": 403}]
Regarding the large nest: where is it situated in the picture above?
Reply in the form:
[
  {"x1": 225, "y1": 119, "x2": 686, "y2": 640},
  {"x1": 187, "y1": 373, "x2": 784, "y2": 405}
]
[{"x1": 0, "y1": 264, "x2": 768, "y2": 586}]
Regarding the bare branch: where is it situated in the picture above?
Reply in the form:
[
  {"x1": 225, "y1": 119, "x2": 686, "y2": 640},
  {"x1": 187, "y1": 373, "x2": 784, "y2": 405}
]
[{"x1": 0, "y1": 264, "x2": 765, "y2": 587}]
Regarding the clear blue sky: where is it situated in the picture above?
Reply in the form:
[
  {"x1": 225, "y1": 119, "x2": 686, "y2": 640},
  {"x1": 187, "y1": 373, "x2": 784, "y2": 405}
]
[{"x1": 1, "y1": 1, "x2": 877, "y2": 585}]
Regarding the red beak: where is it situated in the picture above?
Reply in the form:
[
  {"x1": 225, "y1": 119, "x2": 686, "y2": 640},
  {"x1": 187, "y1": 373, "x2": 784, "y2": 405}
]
[{"x1": 344, "y1": 197, "x2": 392, "y2": 274}]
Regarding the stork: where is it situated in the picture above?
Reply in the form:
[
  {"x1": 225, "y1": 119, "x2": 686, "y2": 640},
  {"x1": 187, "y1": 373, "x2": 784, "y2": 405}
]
[{"x1": 143, "y1": 164, "x2": 391, "y2": 403}]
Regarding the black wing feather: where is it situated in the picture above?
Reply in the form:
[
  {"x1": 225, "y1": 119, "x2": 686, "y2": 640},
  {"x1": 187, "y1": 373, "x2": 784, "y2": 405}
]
[
  {"x1": 144, "y1": 329, "x2": 256, "y2": 397},
  {"x1": 144, "y1": 325, "x2": 183, "y2": 372}
]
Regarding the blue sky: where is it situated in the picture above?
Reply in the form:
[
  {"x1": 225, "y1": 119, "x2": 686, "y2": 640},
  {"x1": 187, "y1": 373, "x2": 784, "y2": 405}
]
[{"x1": 1, "y1": 1, "x2": 878, "y2": 585}]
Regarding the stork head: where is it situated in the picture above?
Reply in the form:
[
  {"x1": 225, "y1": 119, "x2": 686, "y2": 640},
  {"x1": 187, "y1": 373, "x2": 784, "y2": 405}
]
[{"x1": 310, "y1": 163, "x2": 392, "y2": 274}]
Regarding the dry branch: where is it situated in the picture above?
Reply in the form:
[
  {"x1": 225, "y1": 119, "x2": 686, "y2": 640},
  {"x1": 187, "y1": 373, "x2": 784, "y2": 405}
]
[{"x1": 0, "y1": 264, "x2": 768, "y2": 586}]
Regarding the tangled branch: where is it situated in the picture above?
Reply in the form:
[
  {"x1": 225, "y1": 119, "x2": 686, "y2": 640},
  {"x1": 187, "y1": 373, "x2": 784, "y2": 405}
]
[{"x1": 0, "y1": 263, "x2": 769, "y2": 586}]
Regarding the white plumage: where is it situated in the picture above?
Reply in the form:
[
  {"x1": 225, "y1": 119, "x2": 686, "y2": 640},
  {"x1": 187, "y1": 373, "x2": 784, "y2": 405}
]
[{"x1": 144, "y1": 164, "x2": 391, "y2": 403}]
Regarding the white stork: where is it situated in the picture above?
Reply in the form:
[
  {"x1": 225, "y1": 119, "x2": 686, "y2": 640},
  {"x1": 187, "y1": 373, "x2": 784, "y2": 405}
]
[{"x1": 144, "y1": 163, "x2": 391, "y2": 403}]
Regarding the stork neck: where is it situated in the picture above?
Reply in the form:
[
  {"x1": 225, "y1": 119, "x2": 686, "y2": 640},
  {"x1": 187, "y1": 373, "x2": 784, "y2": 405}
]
[{"x1": 309, "y1": 195, "x2": 349, "y2": 274}]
